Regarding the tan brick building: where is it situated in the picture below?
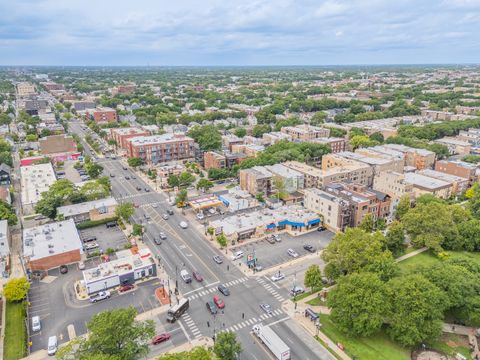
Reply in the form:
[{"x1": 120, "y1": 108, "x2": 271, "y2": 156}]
[
  {"x1": 435, "y1": 160, "x2": 478, "y2": 185},
  {"x1": 280, "y1": 124, "x2": 330, "y2": 141},
  {"x1": 39, "y1": 134, "x2": 77, "y2": 155},
  {"x1": 204, "y1": 151, "x2": 226, "y2": 170},
  {"x1": 303, "y1": 188, "x2": 351, "y2": 232},
  {"x1": 110, "y1": 127, "x2": 150, "y2": 149}
]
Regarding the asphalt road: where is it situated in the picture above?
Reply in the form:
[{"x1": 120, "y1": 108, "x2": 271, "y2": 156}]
[{"x1": 68, "y1": 123, "x2": 335, "y2": 360}]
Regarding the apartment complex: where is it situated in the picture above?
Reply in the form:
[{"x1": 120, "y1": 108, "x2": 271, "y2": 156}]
[
  {"x1": 333, "y1": 151, "x2": 404, "y2": 176},
  {"x1": 373, "y1": 171, "x2": 414, "y2": 211},
  {"x1": 39, "y1": 134, "x2": 77, "y2": 155},
  {"x1": 370, "y1": 144, "x2": 436, "y2": 170},
  {"x1": 280, "y1": 124, "x2": 330, "y2": 141},
  {"x1": 418, "y1": 169, "x2": 469, "y2": 195},
  {"x1": 110, "y1": 127, "x2": 150, "y2": 149},
  {"x1": 265, "y1": 164, "x2": 305, "y2": 193},
  {"x1": 434, "y1": 137, "x2": 472, "y2": 155},
  {"x1": 86, "y1": 107, "x2": 118, "y2": 123},
  {"x1": 239, "y1": 166, "x2": 273, "y2": 196},
  {"x1": 16, "y1": 82, "x2": 36, "y2": 96},
  {"x1": 309, "y1": 137, "x2": 346, "y2": 153},
  {"x1": 126, "y1": 133, "x2": 195, "y2": 165},
  {"x1": 435, "y1": 160, "x2": 478, "y2": 185},
  {"x1": 321, "y1": 154, "x2": 375, "y2": 185},
  {"x1": 303, "y1": 188, "x2": 351, "y2": 232},
  {"x1": 403, "y1": 172, "x2": 452, "y2": 199}
]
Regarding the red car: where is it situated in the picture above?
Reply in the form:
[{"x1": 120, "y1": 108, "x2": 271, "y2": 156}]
[
  {"x1": 119, "y1": 284, "x2": 134, "y2": 292},
  {"x1": 213, "y1": 295, "x2": 225, "y2": 309},
  {"x1": 192, "y1": 271, "x2": 203, "y2": 282},
  {"x1": 152, "y1": 333, "x2": 171, "y2": 345}
]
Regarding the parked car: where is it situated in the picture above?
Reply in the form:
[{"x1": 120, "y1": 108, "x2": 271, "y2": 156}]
[
  {"x1": 287, "y1": 248, "x2": 299, "y2": 258},
  {"x1": 152, "y1": 203, "x2": 158, "y2": 209},
  {"x1": 303, "y1": 244, "x2": 316, "y2": 253},
  {"x1": 254, "y1": 264, "x2": 263, "y2": 272},
  {"x1": 136, "y1": 186, "x2": 142, "y2": 191},
  {"x1": 265, "y1": 236, "x2": 276, "y2": 244},
  {"x1": 110, "y1": 174, "x2": 115, "y2": 178},
  {"x1": 192, "y1": 271, "x2": 203, "y2": 282},
  {"x1": 152, "y1": 333, "x2": 171, "y2": 345},
  {"x1": 317, "y1": 226, "x2": 327, "y2": 232},
  {"x1": 144, "y1": 188, "x2": 150, "y2": 192},
  {"x1": 83, "y1": 236, "x2": 97, "y2": 242},
  {"x1": 213, "y1": 295, "x2": 225, "y2": 309},
  {"x1": 208, "y1": 208, "x2": 216, "y2": 215},
  {"x1": 271, "y1": 272, "x2": 285, "y2": 282},
  {"x1": 123, "y1": 166, "x2": 128, "y2": 170},
  {"x1": 260, "y1": 303, "x2": 272, "y2": 314},
  {"x1": 213, "y1": 255, "x2": 223, "y2": 264},
  {"x1": 125, "y1": 176, "x2": 130, "y2": 180},
  {"x1": 231, "y1": 250, "x2": 244, "y2": 261},
  {"x1": 196, "y1": 213, "x2": 205, "y2": 220},
  {"x1": 206, "y1": 300, "x2": 218, "y2": 315},
  {"x1": 119, "y1": 284, "x2": 134, "y2": 292},
  {"x1": 153, "y1": 236, "x2": 161, "y2": 245},
  {"x1": 84, "y1": 242, "x2": 99, "y2": 251},
  {"x1": 271, "y1": 234, "x2": 281, "y2": 242},
  {"x1": 32, "y1": 316, "x2": 41, "y2": 332},
  {"x1": 290, "y1": 286, "x2": 305, "y2": 296},
  {"x1": 47, "y1": 336, "x2": 58, "y2": 356},
  {"x1": 90, "y1": 291, "x2": 111, "y2": 303},
  {"x1": 59, "y1": 265, "x2": 68, "y2": 274},
  {"x1": 218, "y1": 284, "x2": 230, "y2": 296},
  {"x1": 162, "y1": 213, "x2": 169, "y2": 220},
  {"x1": 167, "y1": 209, "x2": 174, "y2": 215}
]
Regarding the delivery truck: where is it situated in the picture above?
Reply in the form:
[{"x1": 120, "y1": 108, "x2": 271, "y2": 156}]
[{"x1": 252, "y1": 324, "x2": 291, "y2": 360}]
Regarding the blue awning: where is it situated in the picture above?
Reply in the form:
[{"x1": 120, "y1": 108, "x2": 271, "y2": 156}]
[
  {"x1": 218, "y1": 195, "x2": 230, "y2": 206},
  {"x1": 266, "y1": 223, "x2": 276, "y2": 229},
  {"x1": 278, "y1": 220, "x2": 306, "y2": 227},
  {"x1": 308, "y1": 219, "x2": 321, "y2": 225}
]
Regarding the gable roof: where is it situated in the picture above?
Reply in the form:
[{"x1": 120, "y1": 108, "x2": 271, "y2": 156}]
[{"x1": 0, "y1": 163, "x2": 11, "y2": 174}]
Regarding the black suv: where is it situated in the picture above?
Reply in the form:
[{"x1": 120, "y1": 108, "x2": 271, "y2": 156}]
[
  {"x1": 303, "y1": 244, "x2": 316, "y2": 253},
  {"x1": 206, "y1": 301, "x2": 217, "y2": 315}
]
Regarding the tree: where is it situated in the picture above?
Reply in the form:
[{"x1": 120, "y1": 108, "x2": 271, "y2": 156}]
[
  {"x1": 216, "y1": 234, "x2": 228, "y2": 247},
  {"x1": 0, "y1": 200, "x2": 18, "y2": 225},
  {"x1": 2, "y1": 277, "x2": 30, "y2": 302},
  {"x1": 383, "y1": 221, "x2": 405, "y2": 257},
  {"x1": 167, "y1": 175, "x2": 180, "y2": 188},
  {"x1": 272, "y1": 176, "x2": 288, "y2": 200},
  {"x1": 35, "y1": 180, "x2": 78, "y2": 218},
  {"x1": 187, "y1": 125, "x2": 222, "y2": 151},
  {"x1": 386, "y1": 274, "x2": 447, "y2": 347},
  {"x1": 359, "y1": 213, "x2": 375, "y2": 232},
  {"x1": 395, "y1": 195, "x2": 411, "y2": 220},
  {"x1": 349, "y1": 135, "x2": 378, "y2": 150},
  {"x1": 157, "y1": 347, "x2": 213, "y2": 360},
  {"x1": 252, "y1": 124, "x2": 271, "y2": 138},
  {"x1": 115, "y1": 202, "x2": 135, "y2": 223},
  {"x1": 196, "y1": 179, "x2": 214, "y2": 192},
  {"x1": 26, "y1": 134, "x2": 38, "y2": 142},
  {"x1": 321, "y1": 228, "x2": 397, "y2": 281},
  {"x1": 213, "y1": 332, "x2": 242, "y2": 360},
  {"x1": 458, "y1": 219, "x2": 480, "y2": 251},
  {"x1": 233, "y1": 128, "x2": 246, "y2": 138},
  {"x1": 328, "y1": 272, "x2": 387, "y2": 336},
  {"x1": 175, "y1": 189, "x2": 188, "y2": 207},
  {"x1": 369, "y1": 132, "x2": 384, "y2": 143},
  {"x1": 57, "y1": 307, "x2": 155, "y2": 360},
  {"x1": 80, "y1": 180, "x2": 110, "y2": 201},
  {"x1": 132, "y1": 224, "x2": 143, "y2": 237},
  {"x1": 127, "y1": 157, "x2": 144, "y2": 167},
  {"x1": 304, "y1": 265, "x2": 322, "y2": 293},
  {"x1": 179, "y1": 172, "x2": 196, "y2": 187},
  {"x1": 84, "y1": 162, "x2": 104, "y2": 179}
]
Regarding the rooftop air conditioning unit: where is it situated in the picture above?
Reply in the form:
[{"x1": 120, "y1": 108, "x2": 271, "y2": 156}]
[{"x1": 49, "y1": 249, "x2": 55, "y2": 254}]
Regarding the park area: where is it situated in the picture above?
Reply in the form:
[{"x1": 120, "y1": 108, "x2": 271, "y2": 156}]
[
  {"x1": 398, "y1": 250, "x2": 480, "y2": 274},
  {"x1": 4, "y1": 301, "x2": 27, "y2": 360}
]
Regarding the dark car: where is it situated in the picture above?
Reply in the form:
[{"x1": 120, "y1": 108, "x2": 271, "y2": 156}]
[
  {"x1": 218, "y1": 284, "x2": 230, "y2": 296},
  {"x1": 123, "y1": 166, "x2": 128, "y2": 170},
  {"x1": 303, "y1": 244, "x2": 316, "y2": 253},
  {"x1": 136, "y1": 186, "x2": 142, "y2": 191},
  {"x1": 152, "y1": 333, "x2": 171, "y2": 345},
  {"x1": 125, "y1": 176, "x2": 130, "y2": 180},
  {"x1": 192, "y1": 271, "x2": 203, "y2": 282},
  {"x1": 153, "y1": 237, "x2": 161, "y2": 245},
  {"x1": 167, "y1": 209, "x2": 174, "y2": 215},
  {"x1": 110, "y1": 174, "x2": 115, "y2": 178},
  {"x1": 59, "y1": 265, "x2": 68, "y2": 274},
  {"x1": 119, "y1": 284, "x2": 134, "y2": 292},
  {"x1": 317, "y1": 226, "x2": 327, "y2": 232},
  {"x1": 206, "y1": 301, "x2": 218, "y2": 315},
  {"x1": 144, "y1": 188, "x2": 150, "y2": 192}
]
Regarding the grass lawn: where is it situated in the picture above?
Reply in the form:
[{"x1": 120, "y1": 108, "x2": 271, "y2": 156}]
[
  {"x1": 4, "y1": 301, "x2": 27, "y2": 360},
  {"x1": 306, "y1": 297, "x2": 327, "y2": 306},
  {"x1": 428, "y1": 333, "x2": 473, "y2": 360},
  {"x1": 398, "y1": 250, "x2": 480, "y2": 274},
  {"x1": 319, "y1": 314, "x2": 411, "y2": 360}
]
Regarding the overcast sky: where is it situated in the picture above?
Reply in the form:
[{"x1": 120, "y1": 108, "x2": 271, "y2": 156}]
[{"x1": 1, "y1": 0, "x2": 480, "y2": 66}]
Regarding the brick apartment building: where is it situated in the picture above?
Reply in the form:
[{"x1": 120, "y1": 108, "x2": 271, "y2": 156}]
[
  {"x1": 435, "y1": 160, "x2": 478, "y2": 185},
  {"x1": 39, "y1": 134, "x2": 77, "y2": 155},
  {"x1": 204, "y1": 151, "x2": 246, "y2": 170},
  {"x1": 110, "y1": 127, "x2": 150, "y2": 149},
  {"x1": 310, "y1": 137, "x2": 346, "y2": 153},
  {"x1": 280, "y1": 124, "x2": 330, "y2": 141},
  {"x1": 86, "y1": 107, "x2": 118, "y2": 123},
  {"x1": 126, "y1": 134, "x2": 195, "y2": 165}
]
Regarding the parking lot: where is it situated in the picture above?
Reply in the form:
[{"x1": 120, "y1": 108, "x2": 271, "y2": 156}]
[
  {"x1": 79, "y1": 223, "x2": 129, "y2": 254},
  {"x1": 230, "y1": 229, "x2": 334, "y2": 270},
  {"x1": 28, "y1": 262, "x2": 163, "y2": 352}
]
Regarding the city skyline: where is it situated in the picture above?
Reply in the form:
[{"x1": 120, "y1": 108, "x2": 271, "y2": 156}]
[{"x1": 2, "y1": 0, "x2": 480, "y2": 66}]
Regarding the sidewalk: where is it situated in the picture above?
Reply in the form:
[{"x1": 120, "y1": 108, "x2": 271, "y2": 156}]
[
  {"x1": 443, "y1": 323, "x2": 480, "y2": 359},
  {"x1": 395, "y1": 247, "x2": 428, "y2": 262}
]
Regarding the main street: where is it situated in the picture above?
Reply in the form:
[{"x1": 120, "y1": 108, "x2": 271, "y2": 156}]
[{"x1": 68, "y1": 122, "x2": 334, "y2": 360}]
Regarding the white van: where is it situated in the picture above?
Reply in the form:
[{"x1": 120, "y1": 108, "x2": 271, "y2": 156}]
[
  {"x1": 231, "y1": 250, "x2": 244, "y2": 261},
  {"x1": 47, "y1": 336, "x2": 58, "y2": 356},
  {"x1": 180, "y1": 269, "x2": 192, "y2": 283},
  {"x1": 32, "y1": 316, "x2": 41, "y2": 332}
]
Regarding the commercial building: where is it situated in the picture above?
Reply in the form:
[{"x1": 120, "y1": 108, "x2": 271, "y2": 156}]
[
  {"x1": 126, "y1": 134, "x2": 195, "y2": 165},
  {"x1": 23, "y1": 219, "x2": 83, "y2": 271},
  {"x1": 110, "y1": 127, "x2": 150, "y2": 149},
  {"x1": 434, "y1": 137, "x2": 472, "y2": 156},
  {"x1": 23, "y1": 99, "x2": 48, "y2": 116},
  {"x1": 16, "y1": 82, "x2": 36, "y2": 96},
  {"x1": 403, "y1": 172, "x2": 452, "y2": 199},
  {"x1": 435, "y1": 160, "x2": 478, "y2": 185},
  {"x1": 239, "y1": 166, "x2": 273, "y2": 196},
  {"x1": 39, "y1": 134, "x2": 77, "y2": 155},
  {"x1": 57, "y1": 197, "x2": 118, "y2": 223},
  {"x1": 217, "y1": 188, "x2": 254, "y2": 213},
  {"x1": 324, "y1": 183, "x2": 391, "y2": 227},
  {"x1": 86, "y1": 107, "x2": 118, "y2": 123},
  {"x1": 303, "y1": 188, "x2": 350, "y2": 232},
  {"x1": 419, "y1": 169, "x2": 469, "y2": 195},
  {"x1": 370, "y1": 144, "x2": 436, "y2": 170},
  {"x1": 82, "y1": 249, "x2": 156, "y2": 294},
  {"x1": 72, "y1": 101, "x2": 96, "y2": 112},
  {"x1": 280, "y1": 124, "x2": 330, "y2": 141},
  {"x1": 20, "y1": 163, "x2": 56, "y2": 214},
  {"x1": 334, "y1": 151, "x2": 404, "y2": 176},
  {"x1": 373, "y1": 171, "x2": 414, "y2": 211},
  {"x1": 188, "y1": 195, "x2": 223, "y2": 212},
  {"x1": 157, "y1": 163, "x2": 185, "y2": 188},
  {"x1": 209, "y1": 205, "x2": 321, "y2": 241}
]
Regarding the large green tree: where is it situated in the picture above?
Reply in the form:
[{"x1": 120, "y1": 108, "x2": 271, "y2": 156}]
[
  {"x1": 115, "y1": 202, "x2": 135, "y2": 223},
  {"x1": 188, "y1": 125, "x2": 222, "y2": 151},
  {"x1": 321, "y1": 228, "x2": 397, "y2": 280},
  {"x1": 328, "y1": 272, "x2": 387, "y2": 336},
  {"x1": 383, "y1": 221, "x2": 406, "y2": 257},
  {"x1": 57, "y1": 307, "x2": 155, "y2": 360},
  {"x1": 394, "y1": 195, "x2": 411, "y2": 221},
  {"x1": 127, "y1": 157, "x2": 144, "y2": 167},
  {"x1": 0, "y1": 200, "x2": 18, "y2": 225},
  {"x1": 304, "y1": 264, "x2": 322, "y2": 293},
  {"x1": 386, "y1": 274, "x2": 447, "y2": 347},
  {"x1": 35, "y1": 180, "x2": 77, "y2": 218},
  {"x1": 213, "y1": 332, "x2": 242, "y2": 360},
  {"x1": 157, "y1": 347, "x2": 213, "y2": 360},
  {"x1": 2, "y1": 277, "x2": 30, "y2": 302}
]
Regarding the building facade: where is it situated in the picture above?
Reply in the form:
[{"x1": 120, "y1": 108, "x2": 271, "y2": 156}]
[{"x1": 39, "y1": 134, "x2": 77, "y2": 155}]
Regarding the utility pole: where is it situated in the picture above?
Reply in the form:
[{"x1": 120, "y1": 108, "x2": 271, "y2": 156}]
[
  {"x1": 175, "y1": 265, "x2": 179, "y2": 295},
  {"x1": 293, "y1": 270, "x2": 297, "y2": 309}
]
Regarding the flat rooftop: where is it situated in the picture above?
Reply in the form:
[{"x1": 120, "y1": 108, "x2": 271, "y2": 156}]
[
  {"x1": 0, "y1": 220, "x2": 9, "y2": 258},
  {"x1": 57, "y1": 197, "x2": 118, "y2": 218},
  {"x1": 266, "y1": 163, "x2": 303, "y2": 179},
  {"x1": 20, "y1": 163, "x2": 56, "y2": 206},
  {"x1": 419, "y1": 169, "x2": 468, "y2": 183},
  {"x1": 209, "y1": 205, "x2": 319, "y2": 237},
  {"x1": 111, "y1": 127, "x2": 148, "y2": 135},
  {"x1": 189, "y1": 195, "x2": 223, "y2": 210},
  {"x1": 128, "y1": 133, "x2": 194, "y2": 146},
  {"x1": 23, "y1": 219, "x2": 83, "y2": 261},
  {"x1": 336, "y1": 151, "x2": 392, "y2": 166},
  {"x1": 404, "y1": 172, "x2": 451, "y2": 190}
]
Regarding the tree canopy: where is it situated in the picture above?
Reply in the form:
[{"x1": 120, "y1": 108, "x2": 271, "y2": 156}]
[
  {"x1": 188, "y1": 125, "x2": 222, "y2": 151},
  {"x1": 2, "y1": 277, "x2": 30, "y2": 302}
]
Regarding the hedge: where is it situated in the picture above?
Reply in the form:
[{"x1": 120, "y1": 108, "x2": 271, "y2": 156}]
[{"x1": 76, "y1": 216, "x2": 118, "y2": 230}]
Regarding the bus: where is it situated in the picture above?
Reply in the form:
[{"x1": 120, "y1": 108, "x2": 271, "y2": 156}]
[{"x1": 166, "y1": 298, "x2": 189, "y2": 323}]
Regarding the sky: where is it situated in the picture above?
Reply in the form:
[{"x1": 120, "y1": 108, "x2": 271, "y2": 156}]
[{"x1": 1, "y1": 0, "x2": 480, "y2": 66}]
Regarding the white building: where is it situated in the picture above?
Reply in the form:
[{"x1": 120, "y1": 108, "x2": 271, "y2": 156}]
[{"x1": 20, "y1": 163, "x2": 56, "y2": 214}]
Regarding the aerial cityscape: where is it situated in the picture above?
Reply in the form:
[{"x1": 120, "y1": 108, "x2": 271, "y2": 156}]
[{"x1": 1, "y1": 1, "x2": 480, "y2": 360}]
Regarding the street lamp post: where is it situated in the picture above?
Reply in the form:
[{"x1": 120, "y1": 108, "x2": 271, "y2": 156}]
[
  {"x1": 293, "y1": 271, "x2": 297, "y2": 310},
  {"x1": 175, "y1": 265, "x2": 179, "y2": 295}
]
